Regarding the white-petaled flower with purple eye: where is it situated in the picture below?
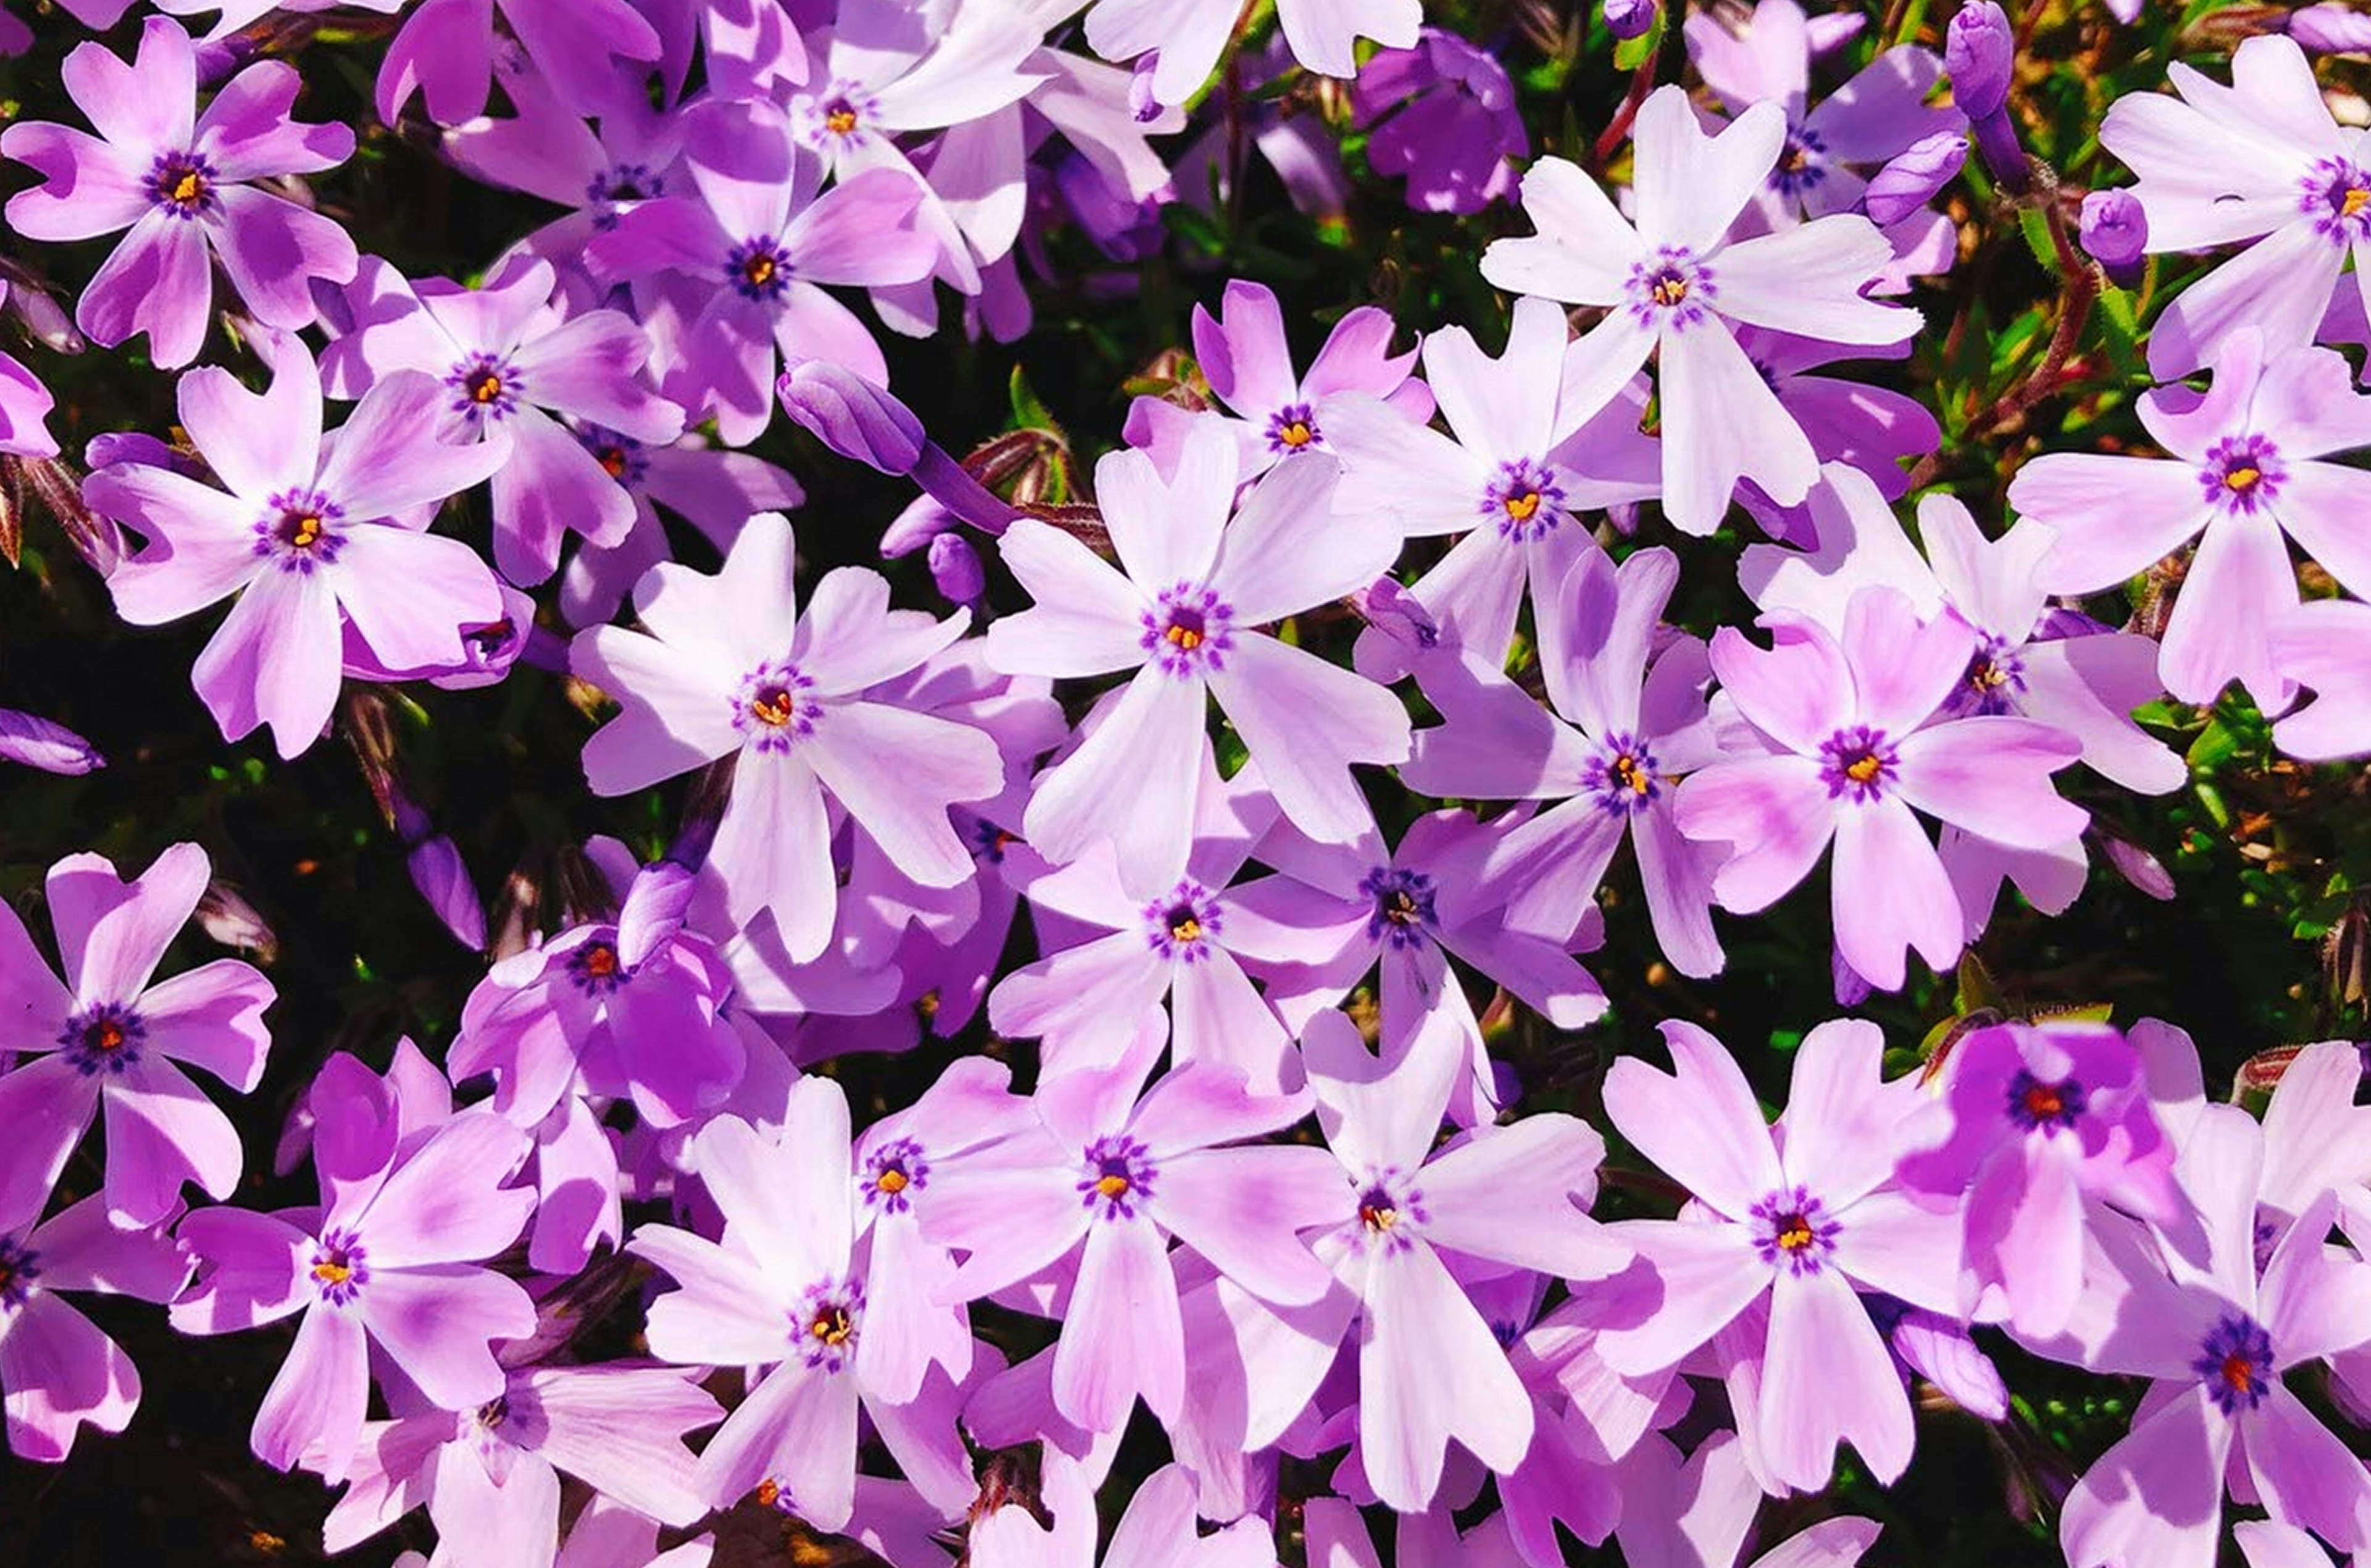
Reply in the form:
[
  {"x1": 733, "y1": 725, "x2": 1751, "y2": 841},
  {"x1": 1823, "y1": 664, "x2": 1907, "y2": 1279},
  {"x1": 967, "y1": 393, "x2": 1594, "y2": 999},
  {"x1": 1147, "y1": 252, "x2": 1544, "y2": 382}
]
[
  {"x1": 1348, "y1": 1167, "x2": 1428, "y2": 1257},
  {"x1": 1747, "y1": 1185, "x2": 1841, "y2": 1274},
  {"x1": 1482, "y1": 87, "x2": 1918, "y2": 532},
  {"x1": 1077, "y1": 1134, "x2": 1159, "y2": 1221},
  {"x1": 862, "y1": 1138, "x2": 930, "y2": 1218},
  {"x1": 1141, "y1": 880, "x2": 1223, "y2": 964},
  {"x1": 985, "y1": 420, "x2": 1408, "y2": 899}
]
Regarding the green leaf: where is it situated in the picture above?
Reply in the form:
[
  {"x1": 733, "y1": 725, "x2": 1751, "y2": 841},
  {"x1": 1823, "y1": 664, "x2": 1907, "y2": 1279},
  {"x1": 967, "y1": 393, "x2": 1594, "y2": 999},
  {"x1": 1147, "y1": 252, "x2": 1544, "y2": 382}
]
[{"x1": 1613, "y1": 6, "x2": 1664, "y2": 72}]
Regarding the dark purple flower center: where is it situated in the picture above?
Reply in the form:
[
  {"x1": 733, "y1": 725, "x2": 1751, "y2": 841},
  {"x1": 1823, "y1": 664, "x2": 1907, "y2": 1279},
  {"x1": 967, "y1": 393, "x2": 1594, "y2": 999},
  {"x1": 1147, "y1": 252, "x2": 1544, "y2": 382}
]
[
  {"x1": 732, "y1": 660, "x2": 819, "y2": 750},
  {"x1": 1818, "y1": 725, "x2": 1898, "y2": 802},
  {"x1": 1141, "y1": 584, "x2": 1235, "y2": 678},
  {"x1": 148, "y1": 149, "x2": 219, "y2": 218},
  {"x1": 2198, "y1": 433, "x2": 2285, "y2": 515},
  {"x1": 0, "y1": 1237, "x2": 41, "y2": 1313},
  {"x1": 2004, "y1": 1069, "x2": 2088, "y2": 1133},
  {"x1": 567, "y1": 938, "x2": 626, "y2": 996},
  {"x1": 1266, "y1": 402, "x2": 1323, "y2": 455},
  {"x1": 310, "y1": 1229, "x2": 369, "y2": 1306},
  {"x1": 579, "y1": 427, "x2": 650, "y2": 490},
  {"x1": 1480, "y1": 456, "x2": 1567, "y2": 542},
  {"x1": 448, "y1": 352, "x2": 523, "y2": 424},
  {"x1": 587, "y1": 161, "x2": 664, "y2": 223},
  {"x1": 1625, "y1": 245, "x2": 1718, "y2": 331},
  {"x1": 1359, "y1": 865, "x2": 1437, "y2": 949},
  {"x1": 1948, "y1": 633, "x2": 2028, "y2": 718},
  {"x1": 800, "y1": 80, "x2": 882, "y2": 146},
  {"x1": 2195, "y1": 1312, "x2": 2274, "y2": 1416},
  {"x1": 2301, "y1": 156, "x2": 2371, "y2": 244},
  {"x1": 59, "y1": 1000, "x2": 146, "y2": 1076},
  {"x1": 1144, "y1": 878, "x2": 1222, "y2": 962},
  {"x1": 969, "y1": 817, "x2": 1019, "y2": 864},
  {"x1": 862, "y1": 1138, "x2": 930, "y2": 1215},
  {"x1": 1750, "y1": 1185, "x2": 1840, "y2": 1274},
  {"x1": 1078, "y1": 1135, "x2": 1157, "y2": 1221},
  {"x1": 792, "y1": 1278, "x2": 864, "y2": 1373},
  {"x1": 1771, "y1": 124, "x2": 1830, "y2": 198},
  {"x1": 254, "y1": 488, "x2": 346, "y2": 572},
  {"x1": 1584, "y1": 731, "x2": 1663, "y2": 816},
  {"x1": 1352, "y1": 1168, "x2": 1426, "y2": 1254},
  {"x1": 726, "y1": 237, "x2": 795, "y2": 302}
]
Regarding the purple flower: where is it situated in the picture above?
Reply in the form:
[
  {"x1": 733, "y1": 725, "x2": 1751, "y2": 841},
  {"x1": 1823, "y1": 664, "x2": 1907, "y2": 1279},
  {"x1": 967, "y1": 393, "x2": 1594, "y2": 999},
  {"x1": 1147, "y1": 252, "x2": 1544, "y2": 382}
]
[
  {"x1": 971, "y1": 1452, "x2": 1272, "y2": 1568},
  {"x1": 1353, "y1": 31, "x2": 1529, "y2": 215},
  {"x1": 2099, "y1": 33, "x2": 2371, "y2": 376},
  {"x1": 1597, "y1": 1019, "x2": 1962, "y2": 1492},
  {"x1": 984, "y1": 420, "x2": 1409, "y2": 898},
  {"x1": 171, "y1": 1060, "x2": 536, "y2": 1482},
  {"x1": 572, "y1": 512, "x2": 1002, "y2": 964},
  {"x1": 0, "y1": 709, "x2": 103, "y2": 775},
  {"x1": 2011, "y1": 331, "x2": 2371, "y2": 708},
  {"x1": 1084, "y1": 0, "x2": 1420, "y2": 104},
  {"x1": 1482, "y1": 88, "x2": 1920, "y2": 531},
  {"x1": 1618, "y1": 1432, "x2": 1881, "y2": 1568},
  {"x1": 2081, "y1": 188, "x2": 2150, "y2": 284},
  {"x1": 1, "y1": 16, "x2": 357, "y2": 367},
  {"x1": 1675, "y1": 585, "x2": 2087, "y2": 990},
  {"x1": 321, "y1": 254, "x2": 684, "y2": 585},
  {"x1": 2270, "y1": 598, "x2": 2371, "y2": 761},
  {"x1": 1899, "y1": 1020, "x2": 2183, "y2": 1336},
  {"x1": 0, "y1": 1193, "x2": 189, "y2": 1461},
  {"x1": 0, "y1": 842, "x2": 274, "y2": 1228},
  {"x1": 378, "y1": 0, "x2": 661, "y2": 124},
  {"x1": 85, "y1": 336, "x2": 509, "y2": 758},
  {"x1": 0, "y1": 284, "x2": 58, "y2": 458},
  {"x1": 629, "y1": 1087, "x2": 977, "y2": 1530},
  {"x1": 1945, "y1": 2, "x2": 2024, "y2": 188}
]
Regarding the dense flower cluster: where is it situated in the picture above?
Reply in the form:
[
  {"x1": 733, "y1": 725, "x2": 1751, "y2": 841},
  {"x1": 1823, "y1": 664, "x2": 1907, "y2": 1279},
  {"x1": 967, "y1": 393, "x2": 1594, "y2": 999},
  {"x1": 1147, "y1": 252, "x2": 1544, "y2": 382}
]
[{"x1": 2, "y1": 2, "x2": 2370, "y2": 1567}]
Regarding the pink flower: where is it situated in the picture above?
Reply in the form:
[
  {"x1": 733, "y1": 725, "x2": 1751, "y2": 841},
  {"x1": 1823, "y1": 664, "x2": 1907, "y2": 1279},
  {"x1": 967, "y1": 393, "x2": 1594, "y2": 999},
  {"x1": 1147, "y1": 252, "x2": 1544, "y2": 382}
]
[
  {"x1": 0, "y1": 1193, "x2": 189, "y2": 1461},
  {"x1": 970, "y1": 1450, "x2": 1275, "y2": 1568},
  {"x1": 0, "y1": 841, "x2": 274, "y2": 1228}
]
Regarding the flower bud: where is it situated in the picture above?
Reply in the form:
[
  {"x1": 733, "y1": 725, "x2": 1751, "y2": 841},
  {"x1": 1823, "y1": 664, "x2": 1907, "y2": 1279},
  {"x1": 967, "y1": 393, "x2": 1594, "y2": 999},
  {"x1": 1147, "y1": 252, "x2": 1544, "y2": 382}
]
[
  {"x1": 406, "y1": 833, "x2": 487, "y2": 951},
  {"x1": 776, "y1": 359, "x2": 925, "y2": 474},
  {"x1": 2079, "y1": 189, "x2": 2149, "y2": 285},
  {"x1": 929, "y1": 532, "x2": 987, "y2": 607},
  {"x1": 0, "y1": 707, "x2": 102, "y2": 774},
  {"x1": 1605, "y1": 0, "x2": 1660, "y2": 40},
  {"x1": 1864, "y1": 131, "x2": 1968, "y2": 226},
  {"x1": 2288, "y1": 3, "x2": 2371, "y2": 54},
  {"x1": 1944, "y1": 2, "x2": 2013, "y2": 120}
]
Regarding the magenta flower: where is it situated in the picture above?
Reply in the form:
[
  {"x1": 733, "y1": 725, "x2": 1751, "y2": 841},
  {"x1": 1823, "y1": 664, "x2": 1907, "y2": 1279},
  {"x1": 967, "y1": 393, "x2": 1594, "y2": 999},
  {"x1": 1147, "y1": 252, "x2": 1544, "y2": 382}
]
[
  {"x1": 922, "y1": 1040, "x2": 1342, "y2": 1435},
  {"x1": 85, "y1": 336, "x2": 509, "y2": 758},
  {"x1": 1481, "y1": 88, "x2": 1919, "y2": 531},
  {"x1": 571, "y1": 511, "x2": 1002, "y2": 964},
  {"x1": 2039, "y1": 1108, "x2": 2371, "y2": 1568},
  {"x1": 1597, "y1": 1019, "x2": 1963, "y2": 1493},
  {"x1": 2099, "y1": 33, "x2": 2371, "y2": 376},
  {"x1": 971, "y1": 1451, "x2": 1274, "y2": 1568},
  {"x1": 1324, "y1": 293, "x2": 1657, "y2": 674},
  {"x1": 1675, "y1": 586, "x2": 2087, "y2": 990},
  {"x1": 322, "y1": 254, "x2": 684, "y2": 585},
  {"x1": 1402, "y1": 546, "x2": 1728, "y2": 978},
  {"x1": 0, "y1": 1193, "x2": 189, "y2": 1462},
  {"x1": 0, "y1": 841, "x2": 273, "y2": 1229},
  {"x1": 629, "y1": 1087, "x2": 977, "y2": 1528},
  {"x1": 1124, "y1": 278, "x2": 1432, "y2": 483},
  {"x1": 1, "y1": 16, "x2": 357, "y2": 368},
  {"x1": 1084, "y1": 0, "x2": 1420, "y2": 104},
  {"x1": 0, "y1": 284, "x2": 57, "y2": 459},
  {"x1": 1899, "y1": 1019, "x2": 2183, "y2": 1337},
  {"x1": 1353, "y1": 30, "x2": 1529, "y2": 216},
  {"x1": 984, "y1": 420, "x2": 1409, "y2": 896},
  {"x1": 2011, "y1": 331, "x2": 2371, "y2": 708},
  {"x1": 587, "y1": 98, "x2": 940, "y2": 444},
  {"x1": 171, "y1": 1061, "x2": 536, "y2": 1482},
  {"x1": 1618, "y1": 1432, "x2": 1881, "y2": 1568}
]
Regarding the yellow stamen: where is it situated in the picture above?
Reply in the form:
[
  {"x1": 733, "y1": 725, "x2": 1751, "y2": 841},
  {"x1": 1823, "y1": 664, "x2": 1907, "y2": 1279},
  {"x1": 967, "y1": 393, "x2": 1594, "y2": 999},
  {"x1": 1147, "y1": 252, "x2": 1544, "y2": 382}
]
[
  {"x1": 1775, "y1": 1215, "x2": 1817, "y2": 1253},
  {"x1": 288, "y1": 514, "x2": 324, "y2": 549},
  {"x1": 1278, "y1": 420, "x2": 1313, "y2": 448},
  {"x1": 1652, "y1": 275, "x2": 1689, "y2": 307},
  {"x1": 2023, "y1": 1083, "x2": 2065, "y2": 1122},
  {"x1": 1844, "y1": 753, "x2": 1884, "y2": 785},
  {"x1": 809, "y1": 1307, "x2": 853, "y2": 1345},
  {"x1": 2224, "y1": 466, "x2": 2261, "y2": 493},
  {"x1": 755, "y1": 1478, "x2": 784, "y2": 1509},
  {"x1": 1095, "y1": 1173, "x2": 1131, "y2": 1199},
  {"x1": 1169, "y1": 914, "x2": 1203, "y2": 943},
  {"x1": 2346, "y1": 188, "x2": 2370, "y2": 219},
  {"x1": 743, "y1": 255, "x2": 777, "y2": 290},
  {"x1": 469, "y1": 372, "x2": 504, "y2": 404},
  {"x1": 1165, "y1": 623, "x2": 1205, "y2": 651},
  {"x1": 1360, "y1": 1203, "x2": 1398, "y2": 1233},
  {"x1": 311, "y1": 1259, "x2": 353, "y2": 1288},
  {"x1": 876, "y1": 1167, "x2": 910, "y2": 1195},
  {"x1": 1502, "y1": 490, "x2": 1542, "y2": 523},
  {"x1": 825, "y1": 107, "x2": 859, "y2": 135},
  {"x1": 750, "y1": 690, "x2": 795, "y2": 727},
  {"x1": 90, "y1": 1020, "x2": 126, "y2": 1053},
  {"x1": 582, "y1": 943, "x2": 619, "y2": 978},
  {"x1": 172, "y1": 170, "x2": 204, "y2": 204},
  {"x1": 2222, "y1": 1353, "x2": 2254, "y2": 1393},
  {"x1": 1612, "y1": 755, "x2": 1652, "y2": 795}
]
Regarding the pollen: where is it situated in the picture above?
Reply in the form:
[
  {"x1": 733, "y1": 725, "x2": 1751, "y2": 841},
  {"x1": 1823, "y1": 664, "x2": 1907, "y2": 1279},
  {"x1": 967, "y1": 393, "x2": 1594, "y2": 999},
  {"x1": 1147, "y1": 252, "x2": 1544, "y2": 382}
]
[
  {"x1": 1970, "y1": 660, "x2": 2009, "y2": 691},
  {"x1": 1278, "y1": 420, "x2": 1314, "y2": 448},
  {"x1": 743, "y1": 254, "x2": 778, "y2": 290},
  {"x1": 597, "y1": 446, "x2": 630, "y2": 479},
  {"x1": 2022, "y1": 1082, "x2": 2064, "y2": 1122},
  {"x1": 1774, "y1": 1213, "x2": 1817, "y2": 1253},
  {"x1": 288, "y1": 514, "x2": 324, "y2": 549},
  {"x1": 1095, "y1": 1172, "x2": 1131, "y2": 1199},
  {"x1": 173, "y1": 170, "x2": 205, "y2": 205},
  {"x1": 1612, "y1": 754, "x2": 1652, "y2": 794},
  {"x1": 2347, "y1": 188, "x2": 2370, "y2": 219},
  {"x1": 1502, "y1": 490, "x2": 1542, "y2": 523},
  {"x1": 755, "y1": 1478, "x2": 784, "y2": 1509},
  {"x1": 469, "y1": 372, "x2": 504, "y2": 404},
  {"x1": 749, "y1": 687, "x2": 797, "y2": 727},
  {"x1": 1169, "y1": 912, "x2": 1203, "y2": 943},
  {"x1": 1360, "y1": 1202, "x2": 1398, "y2": 1233},
  {"x1": 1165, "y1": 622, "x2": 1205, "y2": 652},
  {"x1": 88, "y1": 1019, "x2": 126, "y2": 1053},
  {"x1": 1651, "y1": 275, "x2": 1690, "y2": 307},
  {"x1": 825, "y1": 107, "x2": 859, "y2": 135},
  {"x1": 876, "y1": 1167, "x2": 910, "y2": 1196},
  {"x1": 2221, "y1": 1353, "x2": 2254, "y2": 1394},
  {"x1": 809, "y1": 1306, "x2": 853, "y2": 1345},
  {"x1": 582, "y1": 943, "x2": 619, "y2": 978},
  {"x1": 2223, "y1": 466, "x2": 2262, "y2": 493},
  {"x1": 1844, "y1": 753, "x2": 1885, "y2": 785},
  {"x1": 311, "y1": 1258, "x2": 353, "y2": 1288}
]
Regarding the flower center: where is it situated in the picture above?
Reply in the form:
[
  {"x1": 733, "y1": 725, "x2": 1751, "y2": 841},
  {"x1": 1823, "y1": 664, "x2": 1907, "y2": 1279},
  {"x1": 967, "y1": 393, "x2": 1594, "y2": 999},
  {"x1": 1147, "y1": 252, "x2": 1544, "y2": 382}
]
[
  {"x1": 1947, "y1": 635, "x2": 2028, "y2": 717},
  {"x1": 1625, "y1": 245, "x2": 1718, "y2": 331},
  {"x1": 1266, "y1": 402, "x2": 1322, "y2": 455},
  {"x1": 1750, "y1": 1186, "x2": 1839, "y2": 1274},
  {"x1": 1771, "y1": 125, "x2": 1829, "y2": 198},
  {"x1": 1350, "y1": 1171, "x2": 1426, "y2": 1253},
  {"x1": 586, "y1": 162, "x2": 664, "y2": 225},
  {"x1": 732, "y1": 660, "x2": 819, "y2": 750},
  {"x1": 1077, "y1": 1135, "x2": 1158, "y2": 1220},
  {"x1": 2195, "y1": 1313, "x2": 2275, "y2": 1415},
  {"x1": 448, "y1": 354, "x2": 522, "y2": 422},
  {"x1": 59, "y1": 1001, "x2": 146, "y2": 1077},
  {"x1": 1818, "y1": 725, "x2": 1898, "y2": 803},
  {"x1": 2006, "y1": 1068, "x2": 2088, "y2": 1134},
  {"x1": 1481, "y1": 457, "x2": 1567, "y2": 542},
  {"x1": 0, "y1": 1238, "x2": 41, "y2": 1312},
  {"x1": 792, "y1": 1281, "x2": 864, "y2": 1372},
  {"x1": 1358, "y1": 866, "x2": 1438, "y2": 949},
  {"x1": 309, "y1": 1230, "x2": 369, "y2": 1305},
  {"x1": 726, "y1": 238, "x2": 795, "y2": 302},
  {"x1": 579, "y1": 427, "x2": 650, "y2": 488},
  {"x1": 1142, "y1": 585, "x2": 1236, "y2": 678},
  {"x1": 2303, "y1": 157, "x2": 2371, "y2": 244},
  {"x1": 1584, "y1": 732, "x2": 1664, "y2": 817},
  {"x1": 149, "y1": 149, "x2": 218, "y2": 218},
  {"x1": 2199, "y1": 433, "x2": 2285, "y2": 514},
  {"x1": 1144, "y1": 879, "x2": 1222, "y2": 962},
  {"x1": 862, "y1": 1139, "x2": 930, "y2": 1214},
  {"x1": 825, "y1": 104, "x2": 859, "y2": 136},
  {"x1": 253, "y1": 488, "x2": 345, "y2": 572}
]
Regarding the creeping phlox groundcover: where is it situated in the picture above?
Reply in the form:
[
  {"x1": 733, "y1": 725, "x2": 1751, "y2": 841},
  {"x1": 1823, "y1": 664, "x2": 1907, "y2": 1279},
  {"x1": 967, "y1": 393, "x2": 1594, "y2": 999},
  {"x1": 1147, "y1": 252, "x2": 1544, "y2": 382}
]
[{"x1": 6, "y1": 0, "x2": 2371, "y2": 1564}]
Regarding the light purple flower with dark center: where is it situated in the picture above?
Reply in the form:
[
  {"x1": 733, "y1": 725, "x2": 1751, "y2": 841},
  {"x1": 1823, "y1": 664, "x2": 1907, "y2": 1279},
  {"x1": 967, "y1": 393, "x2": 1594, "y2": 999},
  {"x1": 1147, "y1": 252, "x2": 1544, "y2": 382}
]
[
  {"x1": 1675, "y1": 585, "x2": 2088, "y2": 991},
  {"x1": 1123, "y1": 278, "x2": 1432, "y2": 482},
  {"x1": 629, "y1": 1086, "x2": 979, "y2": 1530},
  {"x1": 572, "y1": 512, "x2": 1002, "y2": 965},
  {"x1": 1352, "y1": 30, "x2": 1529, "y2": 216},
  {"x1": 1898, "y1": 1019, "x2": 2184, "y2": 1337},
  {"x1": 0, "y1": 1191, "x2": 189, "y2": 1462},
  {"x1": 2012, "y1": 331, "x2": 2371, "y2": 709},
  {"x1": 2035, "y1": 1107, "x2": 2371, "y2": 1568},
  {"x1": 0, "y1": 842, "x2": 273, "y2": 1230},
  {"x1": 2099, "y1": 33, "x2": 2371, "y2": 376},
  {"x1": 922, "y1": 1028, "x2": 1343, "y2": 1436},
  {"x1": 1481, "y1": 87, "x2": 1919, "y2": 532},
  {"x1": 1597, "y1": 1019, "x2": 1962, "y2": 1493},
  {"x1": 1, "y1": 15, "x2": 357, "y2": 369},
  {"x1": 170, "y1": 1057, "x2": 535, "y2": 1483},
  {"x1": 83, "y1": 336, "x2": 509, "y2": 759},
  {"x1": 557, "y1": 429, "x2": 805, "y2": 630},
  {"x1": 984, "y1": 419, "x2": 1408, "y2": 899},
  {"x1": 1402, "y1": 546, "x2": 1728, "y2": 979},
  {"x1": 322, "y1": 254, "x2": 684, "y2": 585},
  {"x1": 587, "y1": 98, "x2": 939, "y2": 445}
]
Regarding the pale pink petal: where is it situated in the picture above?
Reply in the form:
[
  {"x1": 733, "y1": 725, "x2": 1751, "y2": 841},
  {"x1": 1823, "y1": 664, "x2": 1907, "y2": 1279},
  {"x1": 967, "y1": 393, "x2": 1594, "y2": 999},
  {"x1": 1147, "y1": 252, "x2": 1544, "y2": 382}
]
[
  {"x1": 1892, "y1": 718, "x2": 2088, "y2": 849},
  {"x1": 1357, "y1": 1239, "x2": 1533, "y2": 1509},
  {"x1": 1053, "y1": 1216, "x2": 1184, "y2": 1431},
  {"x1": 251, "y1": 1304, "x2": 368, "y2": 1477},
  {"x1": 1479, "y1": 156, "x2": 1642, "y2": 306},
  {"x1": 356, "y1": 1264, "x2": 533, "y2": 1411},
  {"x1": 1830, "y1": 797, "x2": 1961, "y2": 991},
  {"x1": 1760, "y1": 1264, "x2": 1912, "y2": 1490},
  {"x1": 984, "y1": 520, "x2": 1148, "y2": 678},
  {"x1": 1660, "y1": 321, "x2": 1819, "y2": 531},
  {"x1": 1603, "y1": 1021, "x2": 1783, "y2": 1217},
  {"x1": 1208, "y1": 633, "x2": 1409, "y2": 846}
]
